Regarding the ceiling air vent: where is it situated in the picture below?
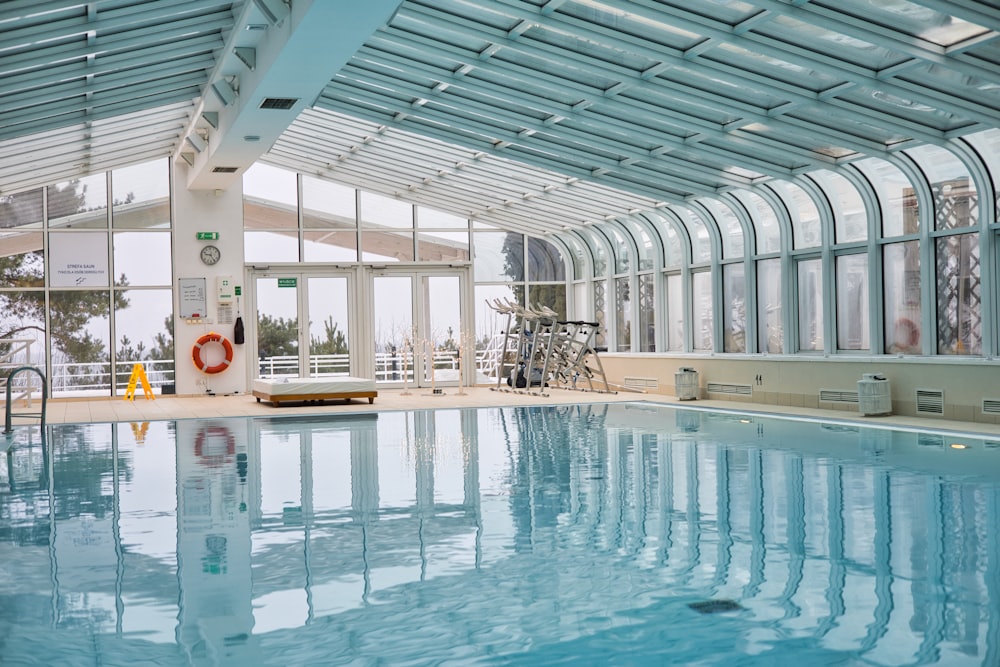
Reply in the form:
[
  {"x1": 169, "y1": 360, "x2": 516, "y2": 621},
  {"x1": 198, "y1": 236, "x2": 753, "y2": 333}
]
[
  {"x1": 915, "y1": 389, "x2": 944, "y2": 415},
  {"x1": 212, "y1": 166, "x2": 239, "y2": 173},
  {"x1": 259, "y1": 97, "x2": 299, "y2": 110}
]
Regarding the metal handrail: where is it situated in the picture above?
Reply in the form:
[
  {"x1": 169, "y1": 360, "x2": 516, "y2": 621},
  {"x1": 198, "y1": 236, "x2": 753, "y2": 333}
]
[{"x1": 4, "y1": 366, "x2": 47, "y2": 435}]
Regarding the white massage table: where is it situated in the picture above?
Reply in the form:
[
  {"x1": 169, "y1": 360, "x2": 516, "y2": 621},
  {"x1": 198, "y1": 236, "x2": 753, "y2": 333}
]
[{"x1": 252, "y1": 376, "x2": 377, "y2": 406}]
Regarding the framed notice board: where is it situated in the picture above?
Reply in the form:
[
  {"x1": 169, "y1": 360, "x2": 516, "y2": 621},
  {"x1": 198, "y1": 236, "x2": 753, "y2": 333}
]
[{"x1": 178, "y1": 277, "x2": 208, "y2": 319}]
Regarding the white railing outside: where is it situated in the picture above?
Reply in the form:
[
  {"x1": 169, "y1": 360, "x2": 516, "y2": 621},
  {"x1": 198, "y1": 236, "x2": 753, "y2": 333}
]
[
  {"x1": 46, "y1": 359, "x2": 176, "y2": 396},
  {"x1": 258, "y1": 351, "x2": 461, "y2": 383},
  {"x1": 0, "y1": 338, "x2": 38, "y2": 404},
  {"x1": 34, "y1": 349, "x2": 502, "y2": 396}
]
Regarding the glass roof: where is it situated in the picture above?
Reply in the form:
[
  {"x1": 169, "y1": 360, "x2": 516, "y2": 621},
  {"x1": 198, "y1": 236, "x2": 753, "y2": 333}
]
[{"x1": 0, "y1": 0, "x2": 998, "y2": 245}]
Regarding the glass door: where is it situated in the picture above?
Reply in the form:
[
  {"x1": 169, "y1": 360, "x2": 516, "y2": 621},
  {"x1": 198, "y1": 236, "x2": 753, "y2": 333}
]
[
  {"x1": 371, "y1": 268, "x2": 467, "y2": 388},
  {"x1": 420, "y1": 275, "x2": 461, "y2": 385},
  {"x1": 251, "y1": 270, "x2": 353, "y2": 378},
  {"x1": 372, "y1": 275, "x2": 413, "y2": 384}
]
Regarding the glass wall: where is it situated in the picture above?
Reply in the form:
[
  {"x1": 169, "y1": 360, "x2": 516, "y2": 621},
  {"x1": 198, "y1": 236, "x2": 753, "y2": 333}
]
[
  {"x1": 1, "y1": 159, "x2": 174, "y2": 396},
  {"x1": 557, "y1": 134, "x2": 1000, "y2": 363}
]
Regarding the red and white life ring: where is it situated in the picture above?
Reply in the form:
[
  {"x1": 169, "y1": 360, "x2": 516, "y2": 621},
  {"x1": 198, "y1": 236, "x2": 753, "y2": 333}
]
[{"x1": 192, "y1": 332, "x2": 234, "y2": 374}]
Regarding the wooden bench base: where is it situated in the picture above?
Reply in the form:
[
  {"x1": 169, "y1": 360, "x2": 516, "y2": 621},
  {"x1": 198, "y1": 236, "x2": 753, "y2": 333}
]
[{"x1": 253, "y1": 390, "x2": 377, "y2": 407}]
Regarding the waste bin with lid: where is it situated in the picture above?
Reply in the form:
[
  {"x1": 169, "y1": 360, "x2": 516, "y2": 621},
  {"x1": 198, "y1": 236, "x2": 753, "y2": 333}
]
[
  {"x1": 675, "y1": 367, "x2": 699, "y2": 401},
  {"x1": 857, "y1": 373, "x2": 891, "y2": 416}
]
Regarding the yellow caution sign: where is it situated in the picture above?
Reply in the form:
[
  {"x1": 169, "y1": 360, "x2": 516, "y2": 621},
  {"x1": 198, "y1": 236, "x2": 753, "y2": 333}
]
[{"x1": 124, "y1": 363, "x2": 155, "y2": 401}]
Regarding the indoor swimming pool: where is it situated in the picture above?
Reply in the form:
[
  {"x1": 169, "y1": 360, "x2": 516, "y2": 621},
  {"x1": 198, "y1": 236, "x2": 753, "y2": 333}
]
[{"x1": 1, "y1": 402, "x2": 999, "y2": 666}]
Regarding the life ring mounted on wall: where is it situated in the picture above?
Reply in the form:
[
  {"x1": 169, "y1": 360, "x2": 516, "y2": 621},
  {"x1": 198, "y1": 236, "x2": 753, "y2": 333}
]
[{"x1": 192, "y1": 332, "x2": 234, "y2": 374}]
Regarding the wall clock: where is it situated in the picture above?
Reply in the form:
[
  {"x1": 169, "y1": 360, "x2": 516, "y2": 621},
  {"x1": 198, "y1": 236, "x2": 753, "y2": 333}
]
[{"x1": 200, "y1": 245, "x2": 221, "y2": 266}]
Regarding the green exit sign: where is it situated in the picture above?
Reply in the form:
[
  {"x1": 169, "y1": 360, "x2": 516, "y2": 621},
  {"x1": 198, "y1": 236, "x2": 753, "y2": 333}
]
[
  {"x1": 277, "y1": 277, "x2": 297, "y2": 288},
  {"x1": 196, "y1": 232, "x2": 219, "y2": 240}
]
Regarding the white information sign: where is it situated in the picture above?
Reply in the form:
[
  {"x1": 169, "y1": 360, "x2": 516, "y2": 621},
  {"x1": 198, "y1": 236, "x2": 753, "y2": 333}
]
[
  {"x1": 49, "y1": 232, "x2": 109, "y2": 287},
  {"x1": 179, "y1": 277, "x2": 208, "y2": 318}
]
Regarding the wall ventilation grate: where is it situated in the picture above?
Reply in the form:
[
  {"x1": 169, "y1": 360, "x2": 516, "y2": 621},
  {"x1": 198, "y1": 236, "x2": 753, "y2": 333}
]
[
  {"x1": 212, "y1": 166, "x2": 239, "y2": 173},
  {"x1": 982, "y1": 399, "x2": 1000, "y2": 415},
  {"x1": 623, "y1": 376, "x2": 658, "y2": 390},
  {"x1": 706, "y1": 382, "x2": 752, "y2": 396},
  {"x1": 819, "y1": 390, "x2": 858, "y2": 403},
  {"x1": 915, "y1": 389, "x2": 944, "y2": 415}
]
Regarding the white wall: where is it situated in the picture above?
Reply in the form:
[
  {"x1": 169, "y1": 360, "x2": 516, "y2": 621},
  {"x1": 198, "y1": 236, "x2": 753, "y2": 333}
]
[{"x1": 172, "y1": 165, "x2": 248, "y2": 396}]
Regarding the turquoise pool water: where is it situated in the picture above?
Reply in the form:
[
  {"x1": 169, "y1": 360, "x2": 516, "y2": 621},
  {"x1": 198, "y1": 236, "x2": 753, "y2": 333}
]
[{"x1": 2, "y1": 402, "x2": 999, "y2": 666}]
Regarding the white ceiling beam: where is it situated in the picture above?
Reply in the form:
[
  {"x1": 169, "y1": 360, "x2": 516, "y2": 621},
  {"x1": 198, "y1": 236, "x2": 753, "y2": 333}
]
[{"x1": 179, "y1": 0, "x2": 404, "y2": 191}]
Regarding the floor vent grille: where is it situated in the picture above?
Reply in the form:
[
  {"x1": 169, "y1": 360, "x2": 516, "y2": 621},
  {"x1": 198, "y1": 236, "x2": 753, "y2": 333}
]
[
  {"x1": 915, "y1": 389, "x2": 944, "y2": 415},
  {"x1": 819, "y1": 390, "x2": 859, "y2": 403},
  {"x1": 982, "y1": 399, "x2": 1000, "y2": 415},
  {"x1": 623, "y1": 376, "x2": 659, "y2": 390},
  {"x1": 706, "y1": 382, "x2": 752, "y2": 396}
]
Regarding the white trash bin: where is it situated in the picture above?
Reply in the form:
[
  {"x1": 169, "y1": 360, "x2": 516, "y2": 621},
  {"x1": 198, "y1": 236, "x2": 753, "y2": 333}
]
[
  {"x1": 675, "y1": 367, "x2": 699, "y2": 401},
  {"x1": 857, "y1": 373, "x2": 891, "y2": 416}
]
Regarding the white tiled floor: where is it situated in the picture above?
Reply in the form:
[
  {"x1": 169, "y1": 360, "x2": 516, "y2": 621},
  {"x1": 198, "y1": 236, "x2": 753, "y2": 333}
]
[{"x1": 10, "y1": 386, "x2": 1000, "y2": 437}]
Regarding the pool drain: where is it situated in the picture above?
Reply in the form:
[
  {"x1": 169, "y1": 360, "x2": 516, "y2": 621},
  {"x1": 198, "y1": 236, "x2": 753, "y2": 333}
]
[{"x1": 687, "y1": 599, "x2": 743, "y2": 614}]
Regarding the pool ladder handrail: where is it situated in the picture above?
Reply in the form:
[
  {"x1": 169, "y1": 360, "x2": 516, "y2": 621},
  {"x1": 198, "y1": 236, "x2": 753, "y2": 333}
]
[{"x1": 4, "y1": 366, "x2": 47, "y2": 436}]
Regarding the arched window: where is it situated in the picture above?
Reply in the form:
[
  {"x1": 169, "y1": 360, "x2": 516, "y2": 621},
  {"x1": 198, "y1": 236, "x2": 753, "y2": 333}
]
[
  {"x1": 806, "y1": 172, "x2": 864, "y2": 248},
  {"x1": 768, "y1": 180, "x2": 823, "y2": 250}
]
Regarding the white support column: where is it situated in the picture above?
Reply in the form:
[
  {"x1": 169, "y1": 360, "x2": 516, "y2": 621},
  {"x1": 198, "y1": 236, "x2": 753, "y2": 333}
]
[{"x1": 172, "y1": 163, "x2": 248, "y2": 396}]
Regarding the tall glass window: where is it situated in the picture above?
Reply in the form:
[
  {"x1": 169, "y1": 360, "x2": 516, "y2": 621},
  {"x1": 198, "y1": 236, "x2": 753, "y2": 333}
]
[
  {"x1": 797, "y1": 259, "x2": 823, "y2": 351},
  {"x1": 723, "y1": 263, "x2": 746, "y2": 352},
  {"x1": 936, "y1": 234, "x2": 981, "y2": 355},
  {"x1": 692, "y1": 271, "x2": 713, "y2": 352},
  {"x1": 615, "y1": 276, "x2": 631, "y2": 352},
  {"x1": 757, "y1": 258, "x2": 782, "y2": 353},
  {"x1": 637, "y1": 273, "x2": 655, "y2": 352},
  {"x1": 835, "y1": 254, "x2": 869, "y2": 350},
  {"x1": 884, "y1": 241, "x2": 921, "y2": 354},
  {"x1": 594, "y1": 278, "x2": 607, "y2": 349},
  {"x1": 666, "y1": 274, "x2": 684, "y2": 352}
]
